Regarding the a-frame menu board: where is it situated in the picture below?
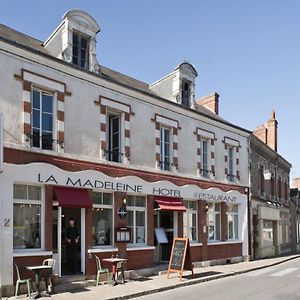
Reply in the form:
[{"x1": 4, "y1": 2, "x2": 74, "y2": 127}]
[{"x1": 167, "y1": 238, "x2": 194, "y2": 280}]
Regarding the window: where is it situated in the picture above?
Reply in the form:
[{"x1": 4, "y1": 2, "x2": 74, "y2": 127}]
[
  {"x1": 181, "y1": 80, "x2": 190, "y2": 107},
  {"x1": 160, "y1": 127, "x2": 172, "y2": 171},
  {"x1": 126, "y1": 195, "x2": 146, "y2": 244},
  {"x1": 201, "y1": 139, "x2": 209, "y2": 177},
  {"x1": 259, "y1": 165, "x2": 265, "y2": 196},
  {"x1": 183, "y1": 200, "x2": 197, "y2": 242},
  {"x1": 13, "y1": 184, "x2": 42, "y2": 250},
  {"x1": 92, "y1": 192, "x2": 113, "y2": 246},
  {"x1": 278, "y1": 176, "x2": 282, "y2": 199},
  {"x1": 226, "y1": 204, "x2": 239, "y2": 240},
  {"x1": 72, "y1": 32, "x2": 89, "y2": 69},
  {"x1": 207, "y1": 203, "x2": 221, "y2": 241},
  {"x1": 107, "y1": 113, "x2": 121, "y2": 163},
  {"x1": 263, "y1": 220, "x2": 273, "y2": 248},
  {"x1": 228, "y1": 146, "x2": 234, "y2": 181},
  {"x1": 32, "y1": 89, "x2": 54, "y2": 150}
]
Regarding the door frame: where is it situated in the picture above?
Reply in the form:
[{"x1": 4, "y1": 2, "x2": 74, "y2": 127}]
[{"x1": 57, "y1": 207, "x2": 86, "y2": 277}]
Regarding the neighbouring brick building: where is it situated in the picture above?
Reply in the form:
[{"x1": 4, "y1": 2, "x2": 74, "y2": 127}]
[
  {"x1": 0, "y1": 10, "x2": 252, "y2": 296},
  {"x1": 249, "y1": 112, "x2": 292, "y2": 259}
]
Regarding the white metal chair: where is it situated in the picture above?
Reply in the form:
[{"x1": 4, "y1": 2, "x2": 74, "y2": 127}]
[
  {"x1": 15, "y1": 263, "x2": 32, "y2": 298},
  {"x1": 42, "y1": 258, "x2": 55, "y2": 293},
  {"x1": 95, "y1": 256, "x2": 110, "y2": 285}
]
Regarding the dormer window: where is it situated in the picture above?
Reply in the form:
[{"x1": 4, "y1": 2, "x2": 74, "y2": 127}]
[
  {"x1": 72, "y1": 32, "x2": 89, "y2": 69},
  {"x1": 182, "y1": 80, "x2": 190, "y2": 108}
]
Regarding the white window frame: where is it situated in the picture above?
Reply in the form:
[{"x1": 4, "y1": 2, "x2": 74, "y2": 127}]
[
  {"x1": 183, "y1": 200, "x2": 198, "y2": 243},
  {"x1": 72, "y1": 31, "x2": 90, "y2": 69},
  {"x1": 226, "y1": 204, "x2": 239, "y2": 240},
  {"x1": 31, "y1": 88, "x2": 56, "y2": 151},
  {"x1": 160, "y1": 126, "x2": 172, "y2": 171},
  {"x1": 207, "y1": 203, "x2": 221, "y2": 241},
  {"x1": 228, "y1": 146, "x2": 235, "y2": 181},
  {"x1": 126, "y1": 195, "x2": 147, "y2": 246},
  {"x1": 200, "y1": 138, "x2": 211, "y2": 178},
  {"x1": 13, "y1": 184, "x2": 45, "y2": 253},
  {"x1": 106, "y1": 111, "x2": 122, "y2": 163},
  {"x1": 92, "y1": 191, "x2": 114, "y2": 248}
]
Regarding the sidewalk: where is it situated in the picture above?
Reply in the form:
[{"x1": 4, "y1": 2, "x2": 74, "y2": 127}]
[{"x1": 6, "y1": 254, "x2": 300, "y2": 300}]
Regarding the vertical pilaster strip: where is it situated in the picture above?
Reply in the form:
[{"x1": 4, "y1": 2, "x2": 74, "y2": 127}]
[
  {"x1": 236, "y1": 146, "x2": 240, "y2": 180},
  {"x1": 22, "y1": 80, "x2": 32, "y2": 146},
  {"x1": 100, "y1": 104, "x2": 107, "y2": 159},
  {"x1": 224, "y1": 143, "x2": 228, "y2": 177},
  {"x1": 124, "y1": 112, "x2": 130, "y2": 164},
  {"x1": 211, "y1": 138, "x2": 215, "y2": 177},
  {"x1": 196, "y1": 134, "x2": 201, "y2": 176},
  {"x1": 173, "y1": 127, "x2": 178, "y2": 172},
  {"x1": 155, "y1": 122, "x2": 160, "y2": 169},
  {"x1": 57, "y1": 92, "x2": 65, "y2": 153}
]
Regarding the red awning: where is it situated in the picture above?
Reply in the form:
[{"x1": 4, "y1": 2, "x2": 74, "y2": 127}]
[
  {"x1": 54, "y1": 187, "x2": 92, "y2": 208},
  {"x1": 155, "y1": 196, "x2": 186, "y2": 212}
]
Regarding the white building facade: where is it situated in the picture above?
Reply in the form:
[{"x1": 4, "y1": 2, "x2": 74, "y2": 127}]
[{"x1": 0, "y1": 10, "x2": 250, "y2": 296}]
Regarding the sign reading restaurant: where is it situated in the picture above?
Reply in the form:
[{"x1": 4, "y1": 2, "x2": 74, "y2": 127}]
[{"x1": 37, "y1": 172, "x2": 241, "y2": 203}]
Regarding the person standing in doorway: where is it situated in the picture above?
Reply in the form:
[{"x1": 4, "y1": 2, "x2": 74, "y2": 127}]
[{"x1": 66, "y1": 217, "x2": 80, "y2": 274}]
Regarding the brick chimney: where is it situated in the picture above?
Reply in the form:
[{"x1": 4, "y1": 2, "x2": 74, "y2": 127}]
[
  {"x1": 253, "y1": 110, "x2": 278, "y2": 152},
  {"x1": 196, "y1": 92, "x2": 219, "y2": 115}
]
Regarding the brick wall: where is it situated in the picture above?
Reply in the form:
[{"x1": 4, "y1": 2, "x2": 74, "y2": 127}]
[{"x1": 207, "y1": 243, "x2": 242, "y2": 260}]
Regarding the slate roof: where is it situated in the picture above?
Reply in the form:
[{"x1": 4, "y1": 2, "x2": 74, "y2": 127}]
[{"x1": 0, "y1": 23, "x2": 249, "y2": 132}]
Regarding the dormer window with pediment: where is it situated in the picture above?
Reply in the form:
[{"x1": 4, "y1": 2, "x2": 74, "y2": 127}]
[{"x1": 44, "y1": 10, "x2": 101, "y2": 73}]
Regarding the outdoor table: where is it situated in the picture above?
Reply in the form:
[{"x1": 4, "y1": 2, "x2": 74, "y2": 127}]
[
  {"x1": 102, "y1": 258, "x2": 127, "y2": 285},
  {"x1": 26, "y1": 265, "x2": 53, "y2": 299}
]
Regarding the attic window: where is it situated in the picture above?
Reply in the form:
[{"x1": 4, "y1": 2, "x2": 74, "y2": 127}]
[
  {"x1": 181, "y1": 80, "x2": 190, "y2": 108},
  {"x1": 72, "y1": 32, "x2": 89, "y2": 69}
]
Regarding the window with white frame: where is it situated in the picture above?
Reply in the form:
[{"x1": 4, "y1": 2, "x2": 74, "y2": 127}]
[
  {"x1": 207, "y1": 203, "x2": 221, "y2": 241},
  {"x1": 201, "y1": 138, "x2": 209, "y2": 177},
  {"x1": 228, "y1": 146, "x2": 234, "y2": 181},
  {"x1": 92, "y1": 192, "x2": 114, "y2": 246},
  {"x1": 226, "y1": 204, "x2": 239, "y2": 240},
  {"x1": 13, "y1": 184, "x2": 43, "y2": 250},
  {"x1": 183, "y1": 200, "x2": 197, "y2": 242},
  {"x1": 126, "y1": 195, "x2": 146, "y2": 244},
  {"x1": 160, "y1": 127, "x2": 172, "y2": 171},
  {"x1": 32, "y1": 89, "x2": 54, "y2": 150},
  {"x1": 72, "y1": 32, "x2": 89, "y2": 69},
  {"x1": 107, "y1": 112, "x2": 122, "y2": 163}
]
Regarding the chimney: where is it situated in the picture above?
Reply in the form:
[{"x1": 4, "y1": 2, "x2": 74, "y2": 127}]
[
  {"x1": 266, "y1": 110, "x2": 278, "y2": 152},
  {"x1": 197, "y1": 92, "x2": 219, "y2": 115},
  {"x1": 253, "y1": 110, "x2": 278, "y2": 152}
]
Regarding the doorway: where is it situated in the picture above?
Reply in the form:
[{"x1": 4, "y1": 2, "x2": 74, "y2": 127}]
[{"x1": 154, "y1": 211, "x2": 178, "y2": 263}]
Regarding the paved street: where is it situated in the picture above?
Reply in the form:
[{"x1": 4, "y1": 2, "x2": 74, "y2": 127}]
[{"x1": 136, "y1": 258, "x2": 300, "y2": 300}]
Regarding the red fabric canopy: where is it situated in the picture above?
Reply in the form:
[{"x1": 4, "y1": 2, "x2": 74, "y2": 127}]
[
  {"x1": 54, "y1": 186, "x2": 92, "y2": 208},
  {"x1": 155, "y1": 196, "x2": 186, "y2": 212}
]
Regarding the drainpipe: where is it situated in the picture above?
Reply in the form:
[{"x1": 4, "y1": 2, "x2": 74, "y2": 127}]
[{"x1": 247, "y1": 134, "x2": 253, "y2": 260}]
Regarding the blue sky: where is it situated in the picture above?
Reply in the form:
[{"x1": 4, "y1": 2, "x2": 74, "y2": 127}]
[{"x1": 1, "y1": 1, "x2": 300, "y2": 177}]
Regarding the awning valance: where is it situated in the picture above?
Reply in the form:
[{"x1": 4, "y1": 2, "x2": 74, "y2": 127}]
[
  {"x1": 155, "y1": 196, "x2": 186, "y2": 212},
  {"x1": 54, "y1": 186, "x2": 92, "y2": 208}
]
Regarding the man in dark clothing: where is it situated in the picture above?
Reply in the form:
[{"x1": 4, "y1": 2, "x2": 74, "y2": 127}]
[{"x1": 66, "y1": 217, "x2": 80, "y2": 274}]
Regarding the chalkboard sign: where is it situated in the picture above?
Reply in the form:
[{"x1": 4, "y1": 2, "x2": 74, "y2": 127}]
[{"x1": 167, "y1": 238, "x2": 194, "y2": 280}]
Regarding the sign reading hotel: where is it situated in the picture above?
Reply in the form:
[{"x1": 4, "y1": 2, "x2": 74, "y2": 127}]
[{"x1": 37, "y1": 171, "x2": 242, "y2": 203}]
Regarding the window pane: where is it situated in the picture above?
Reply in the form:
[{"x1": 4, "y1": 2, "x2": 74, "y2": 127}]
[
  {"x1": 32, "y1": 128, "x2": 40, "y2": 148},
  {"x1": 215, "y1": 203, "x2": 221, "y2": 212},
  {"x1": 164, "y1": 129, "x2": 170, "y2": 143},
  {"x1": 73, "y1": 33, "x2": 78, "y2": 45},
  {"x1": 215, "y1": 214, "x2": 221, "y2": 240},
  {"x1": 135, "y1": 196, "x2": 146, "y2": 207},
  {"x1": 127, "y1": 196, "x2": 135, "y2": 207},
  {"x1": 93, "y1": 208, "x2": 113, "y2": 246},
  {"x1": 42, "y1": 132, "x2": 53, "y2": 150},
  {"x1": 234, "y1": 214, "x2": 239, "y2": 239},
  {"x1": 93, "y1": 192, "x2": 102, "y2": 205},
  {"x1": 228, "y1": 214, "x2": 234, "y2": 239},
  {"x1": 192, "y1": 213, "x2": 197, "y2": 227},
  {"x1": 42, "y1": 94, "x2": 53, "y2": 113},
  {"x1": 28, "y1": 186, "x2": 41, "y2": 201},
  {"x1": 112, "y1": 117, "x2": 119, "y2": 133},
  {"x1": 103, "y1": 193, "x2": 113, "y2": 206},
  {"x1": 136, "y1": 211, "x2": 145, "y2": 226},
  {"x1": 32, "y1": 109, "x2": 40, "y2": 129},
  {"x1": 127, "y1": 211, "x2": 134, "y2": 227},
  {"x1": 81, "y1": 37, "x2": 87, "y2": 49},
  {"x1": 32, "y1": 90, "x2": 40, "y2": 109},
  {"x1": 42, "y1": 113, "x2": 53, "y2": 131},
  {"x1": 208, "y1": 214, "x2": 215, "y2": 240},
  {"x1": 13, "y1": 204, "x2": 41, "y2": 249},
  {"x1": 13, "y1": 184, "x2": 27, "y2": 199},
  {"x1": 72, "y1": 55, "x2": 78, "y2": 66},
  {"x1": 136, "y1": 227, "x2": 145, "y2": 243}
]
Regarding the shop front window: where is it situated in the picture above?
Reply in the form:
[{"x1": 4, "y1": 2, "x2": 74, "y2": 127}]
[
  {"x1": 207, "y1": 203, "x2": 221, "y2": 241},
  {"x1": 263, "y1": 220, "x2": 273, "y2": 248},
  {"x1": 226, "y1": 204, "x2": 239, "y2": 240},
  {"x1": 92, "y1": 192, "x2": 113, "y2": 246},
  {"x1": 183, "y1": 200, "x2": 197, "y2": 242},
  {"x1": 13, "y1": 184, "x2": 42, "y2": 250},
  {"x1": 126, "y1": 195, "x2": 146, "y2": 244}
]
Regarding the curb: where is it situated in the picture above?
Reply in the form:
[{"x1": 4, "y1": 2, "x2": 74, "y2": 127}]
[{"x1": 106, "y1": 255, "x2": 300, "y2": 300}]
